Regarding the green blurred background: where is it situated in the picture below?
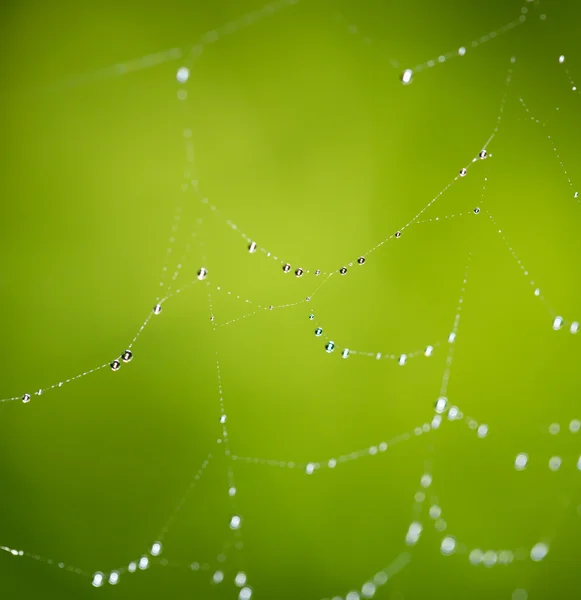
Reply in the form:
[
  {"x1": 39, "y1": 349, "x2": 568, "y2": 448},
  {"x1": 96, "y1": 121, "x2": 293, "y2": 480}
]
[{"x1": 1, "y1": 0, "x2": 581, "y2": 598}]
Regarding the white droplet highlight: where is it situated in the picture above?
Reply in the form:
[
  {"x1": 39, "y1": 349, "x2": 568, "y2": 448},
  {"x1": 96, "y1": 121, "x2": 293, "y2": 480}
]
[
  {"x1": 553, "y1": 316, "x2": 563, "y2": 330},
  {"x1": 92, "y1": 573, "x2": 104, "y2": 587},
  {"x1": 530, "y1": 542, "x2": 549, "y2": 561},
  {"x1": 230, "y1": 515, "x2": 242, "y2": 530},
  {"x1": 401, "y1": 69, "x2": 413, "y2": 84},
  {"x1": 441, "y1": 536, "x2": 456, "y2": 555},
  {"x1": 515, "y1": 453, "x2": 528, "y2": 470},
  {"x1": 177, "y1": 66, "x2": 190, "y2": 83},
  {"x1": 150, "y1": 541, "x2": 162, "y2": 556}
]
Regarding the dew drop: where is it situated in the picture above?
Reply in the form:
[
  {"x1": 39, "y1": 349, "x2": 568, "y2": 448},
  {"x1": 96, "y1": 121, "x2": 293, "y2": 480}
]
[
  {"x1": 153, "y1": 304, "x2": 162, "y2": 315},
  {"x1": 339, "y1": 267, "x2": 348, "y2": 275},
  {"x1": 401, "y1": 69, "x2": 413, "y2": 84},
  {"x1": 435, "y1": 397, "x2": 448, "y2": 413},
  {"x1": 424, "y1": 345, "x2": 434, "y2": 357},
  {"x1": 248, "y1": 241, "x2": 257, "y2": 253},
  {"x1": 229, "y1": 515, "x2": 242, "y2": 530},
  {"x1": 150, "y1": 541, "x2": 162, "y2": 556},
  {"x1": 479, "y1": 150, "x2": 487, "y2": 159},
  {"x1": 395, "y1": 231, "x2": 402, "y2": 238},
  {"x1": 235, "y1": 572, "x2": 247, "y2": 587},
  {"x1": 295, "y1": 268, "x2": 304, "y2": 277},
  {"x1": 197, "y1": 267, "x2": 208, "y2": 280},
  {"x1": 552, "y1": 316, "x2": 563, "y2": 330},
  {"x1": 549, "y1": 456, "x2": 562, "y2": 471},
  {"x1": 441, "y1": 536, "x2": 456, "y2": 555},
  {"x1": 176, "y1": 66, "x2": 190, "y2": 83},
  {"x1": 515, "y1": 453, "x2": 528, "y2": 470},
  {"x1": 282, "y1": 263, "x2": 291, "y2": 273},
  {"x1": 121, "y1": 350, "x2": 133, "y2": 363},
  {"x1": 325, "y1": 341, "x2": 335, "y2": 353},
  {"x1": 357, "y1": 256, "x2": 366, "y2": 265},
  {"x1": 530, "y1": 542, "x2": 549, "y2": 561},
  {"x1": 342, "y1": 348, "x2": 350, "y2": 359},
  {"x1": 22, "y1": 393, "x2": 31, "y2": 404},
  {"x1": 570, "y1": 321, "x2": 579, "y2": 334},
  {"x1": 92, "y1": 572, "x2": 104, "y2": 587},
  {"x1": 569, "y1": 419, "x2": 581, "y2": 433},
  {"x1": 398, "y1": 354, "x2": 407, "y2": 366},
  {"x1": 138, "y1": 556, "x2": 149, "y2": 570},
  {"x1": 458, "y1": 47, "x2": 466, "y2": 56},
  {"x1": 315, "y1": 327, "x2": 323, "y2": 336},
  {"x1": 459, "y1": 168, "x2": 467, "y2": 177},
  {"x1": 108, "y1": 571, "x2": 119, "y2": 585},
  {"x1": 473, "y1": 207, "x2": 480, "y2": 214},
  {"x1": 110, "y1": 360, "x2": 121, "y2": 372},
  {"x1": 559, "y1": 55, "x2": 565, "y2": 64}
]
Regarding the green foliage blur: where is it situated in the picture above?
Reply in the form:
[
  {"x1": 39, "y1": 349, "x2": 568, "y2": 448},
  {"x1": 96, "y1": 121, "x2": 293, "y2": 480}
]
[{"x1": 1, "y1": 1, "x2": 581, "y2": 598}]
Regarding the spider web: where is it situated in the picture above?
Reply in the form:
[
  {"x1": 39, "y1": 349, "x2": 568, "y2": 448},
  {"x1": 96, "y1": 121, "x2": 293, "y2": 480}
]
[{"x1": 1, "y1": 0, "x2": 581, "y2": 599}]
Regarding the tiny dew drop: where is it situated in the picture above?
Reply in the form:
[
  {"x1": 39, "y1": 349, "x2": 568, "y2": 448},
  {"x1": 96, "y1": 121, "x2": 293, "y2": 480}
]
[
  {"x1": 153, "y1": 304, "x2": 162, "y2": 314},
  {"x1": 308, "y1": 314, "x2": 315, "y2": 320},
  {"x1": 357, "y1": 256, "x2": 366, "y2": 265},
  {"x1": 282, "y1": 263, "x2": 291, "y2": 273},
  {"x1": 22, "y1": 393, "x2": 31, "y2": 403},
  {"x1": 110, "y1": 360, "x2": 121, "y2": 372},
  {"x1": 248, "y1": 241, "x2": 257, "y2": 253},
  {"x1": 315, "y1": 327, "x2": 323, "y2": 336},
  {"x1": 197, "y1": 267, "x2": 208, "y2": 280},
  {"x1": 474, "y1": 207, "x2": 480, "y2": 214},
  {"x1": 339, "y1": 267, "x2": 348, "y2": 275},
  {"x1": 325, "y1": 341, "x2": 335, "y2": 353},
  {"x1": 395, "y1": 231, "x2": 402, "y2": 238},
  {"x1": 574, "y1": 192, "x2": 579, "y2": 198},
  {"x1": 295, "y1": 268, "x2": 304, "y2": 277},
  {"x1": 552, "y1": 316, "x2": 563, "y2": 330},
  {"x1": 121, "y1": 350, "x2": 133, "y2": 363},
  {"x1": 459, "y1": 168, "x2": 467, "y2": 177},
  {"x1": 341, "y1": 348, "x2": 350, "y2": 359},
  {"x1": 401, "y1": 69, "x2": 413, "y2": 84}
]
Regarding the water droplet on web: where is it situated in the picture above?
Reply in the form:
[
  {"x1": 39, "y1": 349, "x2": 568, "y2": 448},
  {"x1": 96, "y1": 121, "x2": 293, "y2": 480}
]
[
  {"x1": 473, "y1": 207, "x2": 480, "y2": 214},
  {"x1": 128, "y1": 562, "x2": 137, "y2": 573},
  {"x1": 138, "y1": 556, "x2": 149, "y2": 570},
  {"x1": 154, "y1": 304, "x2": 162, "y2": 315},
  {"x1": 176, "y1": 66, "x2": 190, "y2": 83},
  {"x1": 569, "y1": 419, "x2": 581, "y2": 433},
  {"x1": 197, "y1": 267, "x2": 208, "y2": 280},
  {"x1": 22, "y1": 394, "x2": 31, "y2": 404},
  {"x1": 282, "y1": 263, "x2": 291, "y2": 273},
  {"x1": 357, "y1": 256, "x2": 366, "y2": 265},
  {"x1": 295, "y1": 268, "x2": 304, "y2": 277},
  {"x1": 515, "y1": 453, "x2": 528, "y2": 470},
  {"x1": 121, "y1": 350, "x2": 133, "y2": 363},
  {"x1": 401, "y1": 69, "x2": 413, "y2": 84},
  {"x1": 479, "y1": 150, "x2": 487, "y2": 159},
  {"x1": 530, "y1": 542, "x2": 549, "y2": 561},
  {"x1": 549, "y1": 456, "x2": 561, "y2": 471},
  {"x1": 315, "y1": 327, "x2": 323, "y2": 337},
  {"x1": 458, "y1": 46, "x2": 466, "y2": 56},
  {"x1": 325, "y1": 341, "x2": 335, "y2": 353},
  {"x1": 441, "y1": 536, "x2": 456, "y2": 555},
  {"x1": 220, "y1": 415, "x2": 227, "y2": 423},
  {"x1": 574, "y1": 192, "x2": 579, "y2": 198},
  {"x1": 92, "y1": 572, "x2": 104, "y2": 587},
  {"x1": 110, "y1": 360, "x2": 121, "y2": 372},
  {"x1": 150, "y1": 541, "x2": 162, "y2": 556},
  {"x1": 459, "y1": 168, "x2": 467, "y2": 177},
  {"x1": 420, "y1": 474, "x2": 432, "y2": 488},
  {"x1": 424, "y1": 345, "x2": 434, "y2": 357},
  {"x1": 559, "y1": 55, "x2": 566, "y2": 64},
  {"x1": 248, "y1": 241, "x2": 257, "y2": 253},
  {"x1": 435, "y1": 397, "x2": 448, "y2": 413},
  {"x1": 553, "y1": 316, "x2": 563, "y2": 330},
  {"x1": 108, "y1": 571, "x2": 119, "y2": 585},
  {"x1": 361, "y1": 582, "x2": 376, "y2": 598},
  {"x1": 549, "y1": 423, "x2": 560, "y2": 434},
  {"x1": 477, "y1": 424, "x2": 488, "y2": 438},
  {"x1": 229, "y1": 515, "x2": 242, "y2": 530},
  {"x1": 395, "y1": 231, "x2": 402, "y2": 238},
  {"x1": 534, "y1": 288, "x2": 540, "y2": 297},
  {"x1": 235, "y1": 572, "x2": 247, "y2": 587},
  {"x1": 213, "y1": 570, "x2": 224, "y2": 584},
  {"x1": 239, "y1": 587, "x2": 253, "y2": 600},
  {"x1": 512, "y1": 589, "x2": 528, "y2": 600},
  {"x1": 339, "y1": 267, "x2": 348, "y2": 275},
  {"x1": 228, "y1": 487, "x2": 237, "y2": 497},
  {"x1": 398, "y1": 354, "x2": 407, "y2": 366},
  {"x1": 342, "y1": 348, "x2": 350, "y2": 359},
  {"x1": 308, "y1": 313, "x2": 314, "y2": 320}
]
